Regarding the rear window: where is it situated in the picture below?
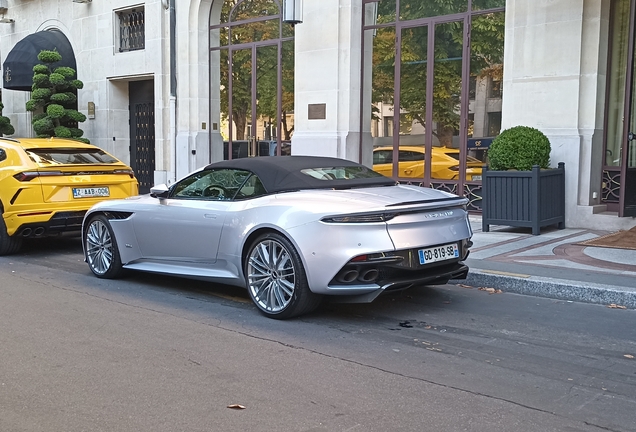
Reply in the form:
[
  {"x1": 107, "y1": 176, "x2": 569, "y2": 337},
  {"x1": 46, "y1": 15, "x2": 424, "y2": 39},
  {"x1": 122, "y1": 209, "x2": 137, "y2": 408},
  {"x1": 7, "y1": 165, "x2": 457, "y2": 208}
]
[
  {"x1": 26, "y1": 148, "x2": 119, "y2": 165},
  {"x1": 301, "y1": 166, "x2": 385, "y2": 181}
]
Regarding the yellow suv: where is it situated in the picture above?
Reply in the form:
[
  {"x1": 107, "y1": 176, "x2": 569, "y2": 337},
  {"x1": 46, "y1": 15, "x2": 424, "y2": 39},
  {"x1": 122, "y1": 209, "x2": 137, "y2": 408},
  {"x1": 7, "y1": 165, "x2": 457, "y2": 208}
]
[
  {"x1": 0, "y1": 137, "x2": 138, "y2": 255},
  {"x1": 373, "y1": 146, "x2": 483, "y2": 180}
]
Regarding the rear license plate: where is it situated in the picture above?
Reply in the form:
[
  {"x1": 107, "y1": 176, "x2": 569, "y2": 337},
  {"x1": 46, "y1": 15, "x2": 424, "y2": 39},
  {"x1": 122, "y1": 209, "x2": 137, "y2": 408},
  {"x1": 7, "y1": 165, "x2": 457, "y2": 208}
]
[
  {"x1": 418, "y1": 243, "x2": 459, "y2": 265},
  {"x1": 472, "y1": 175, "x2": 482, "y2": 181},
  {"x1": 73, "y1": 187, "x2": 110, "y2": 199}
]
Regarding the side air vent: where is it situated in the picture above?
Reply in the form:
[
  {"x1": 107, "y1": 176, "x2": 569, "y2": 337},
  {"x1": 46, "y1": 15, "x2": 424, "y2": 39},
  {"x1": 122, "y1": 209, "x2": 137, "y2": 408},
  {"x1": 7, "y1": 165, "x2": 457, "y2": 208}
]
[{"x1": 103, "y1": 211, "x2": 133, "y2": 220}]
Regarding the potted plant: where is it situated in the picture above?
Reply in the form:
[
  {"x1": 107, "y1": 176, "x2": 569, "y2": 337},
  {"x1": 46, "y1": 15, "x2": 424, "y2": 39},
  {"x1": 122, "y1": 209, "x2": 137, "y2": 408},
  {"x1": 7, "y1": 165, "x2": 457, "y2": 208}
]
[{"x1": 481, "y1": 125, "x2": 565, "y2": 235}]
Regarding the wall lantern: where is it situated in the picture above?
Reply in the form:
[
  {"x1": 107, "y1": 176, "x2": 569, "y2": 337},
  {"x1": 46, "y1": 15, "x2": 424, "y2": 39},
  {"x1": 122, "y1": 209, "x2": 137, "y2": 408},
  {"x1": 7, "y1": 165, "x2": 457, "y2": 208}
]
[
  {"x1": 0, "y1": 1, "x2": 12, "y2": 23},
  {"x1": 282, "y1": 0, "x2": 302, "y2": 25}
]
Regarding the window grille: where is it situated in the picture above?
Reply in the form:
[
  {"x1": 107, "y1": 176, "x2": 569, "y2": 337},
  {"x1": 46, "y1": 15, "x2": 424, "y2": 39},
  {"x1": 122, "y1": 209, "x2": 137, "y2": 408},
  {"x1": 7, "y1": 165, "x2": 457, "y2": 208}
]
[{"x1": 118, "y1": 8, "x2": 145, "y2": 52}]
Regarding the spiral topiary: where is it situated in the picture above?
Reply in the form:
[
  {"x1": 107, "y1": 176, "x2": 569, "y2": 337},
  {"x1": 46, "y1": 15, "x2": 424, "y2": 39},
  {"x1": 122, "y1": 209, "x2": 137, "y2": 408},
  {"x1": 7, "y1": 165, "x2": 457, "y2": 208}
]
[{"x1": 488, "y1": 125, "x2": 551, "y2": 171}]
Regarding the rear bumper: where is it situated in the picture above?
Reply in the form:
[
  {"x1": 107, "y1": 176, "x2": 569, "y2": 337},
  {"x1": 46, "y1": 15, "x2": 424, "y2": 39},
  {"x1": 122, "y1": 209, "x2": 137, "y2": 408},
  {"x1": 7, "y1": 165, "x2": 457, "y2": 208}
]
[
  {"x1": 328, "y1": 262, "x2": 469, "y2": 303},
  {"x1": 9, "y1": 211, "x2": 86, "y2": 238}
]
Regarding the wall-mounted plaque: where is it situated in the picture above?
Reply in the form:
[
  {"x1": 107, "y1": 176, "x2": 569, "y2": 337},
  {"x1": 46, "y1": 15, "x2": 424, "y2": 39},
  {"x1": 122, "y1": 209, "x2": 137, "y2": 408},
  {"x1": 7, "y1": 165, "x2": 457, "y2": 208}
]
[
  {"x1": 308, "y1": 103, "x2": 326, "y2": 120},
  {"x1": 87, "y1": 102, "x2": 95, "y2": 119}
]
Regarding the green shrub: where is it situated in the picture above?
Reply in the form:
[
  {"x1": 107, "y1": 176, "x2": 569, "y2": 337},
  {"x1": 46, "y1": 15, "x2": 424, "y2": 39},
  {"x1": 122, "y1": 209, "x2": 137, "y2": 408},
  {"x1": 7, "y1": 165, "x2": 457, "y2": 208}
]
[{"x1": 488, "y1": 126, "x2": 551, "y2": 171}]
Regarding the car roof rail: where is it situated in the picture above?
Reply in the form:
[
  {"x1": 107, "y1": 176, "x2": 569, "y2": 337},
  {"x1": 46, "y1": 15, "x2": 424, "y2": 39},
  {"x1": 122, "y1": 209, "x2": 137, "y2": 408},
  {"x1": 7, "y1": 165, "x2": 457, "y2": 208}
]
[{"x1": 0, "y1": 137, "x2": 20, "y2": 143}]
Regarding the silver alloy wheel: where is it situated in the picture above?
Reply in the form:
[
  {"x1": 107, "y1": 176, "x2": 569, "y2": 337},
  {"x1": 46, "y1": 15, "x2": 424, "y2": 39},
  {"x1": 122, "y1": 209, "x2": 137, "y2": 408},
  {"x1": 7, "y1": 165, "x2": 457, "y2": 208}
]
[
  {"x1": 85, "y1": 219, "x2": 114, "y2": 275},
  {"x1": 247, "y1": 239, "x2": 296, "y2": 313}
]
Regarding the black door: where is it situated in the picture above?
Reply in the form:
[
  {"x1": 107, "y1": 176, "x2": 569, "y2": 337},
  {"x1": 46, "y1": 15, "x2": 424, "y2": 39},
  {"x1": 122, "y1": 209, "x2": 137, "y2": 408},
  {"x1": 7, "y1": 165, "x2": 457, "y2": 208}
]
[{"x1": 129, "y1": 80, "x2": 155, "y2": 194}]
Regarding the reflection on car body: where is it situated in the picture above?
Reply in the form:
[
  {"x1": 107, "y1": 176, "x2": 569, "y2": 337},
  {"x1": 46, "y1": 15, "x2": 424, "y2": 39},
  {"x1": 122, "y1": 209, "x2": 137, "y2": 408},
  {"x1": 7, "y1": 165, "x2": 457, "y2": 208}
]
[
  {"x1": 373, "y1": 146, "x2": 483, "y2": 180},
  {"x1": 82, "y1": 156, "x2": 472, "y2": 319}
]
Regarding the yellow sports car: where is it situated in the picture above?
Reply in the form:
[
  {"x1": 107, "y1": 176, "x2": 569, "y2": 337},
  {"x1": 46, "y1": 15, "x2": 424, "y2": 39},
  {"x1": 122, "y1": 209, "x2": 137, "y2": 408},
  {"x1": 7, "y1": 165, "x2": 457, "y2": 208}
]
[
  {"x1": 373, "y1": 146, "x2": 483, "y2": 180},
  {"x1": 0, "y1": 137, "x2": 138, "y2": 255}
]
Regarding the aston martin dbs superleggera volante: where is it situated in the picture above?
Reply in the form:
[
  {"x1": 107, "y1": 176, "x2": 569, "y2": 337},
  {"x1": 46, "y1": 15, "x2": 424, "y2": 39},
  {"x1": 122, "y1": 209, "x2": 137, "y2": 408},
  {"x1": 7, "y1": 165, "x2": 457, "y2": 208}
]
[{"x1": 82, "y1": 156, "x2": 472, "y2": 319}]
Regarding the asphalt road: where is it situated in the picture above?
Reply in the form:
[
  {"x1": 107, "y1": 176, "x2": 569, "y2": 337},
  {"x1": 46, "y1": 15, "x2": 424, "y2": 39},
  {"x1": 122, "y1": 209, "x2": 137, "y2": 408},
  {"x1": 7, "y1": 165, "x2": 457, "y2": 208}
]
[{"x1": 1, "y1": 237, "x2": 635, "y2": 432}]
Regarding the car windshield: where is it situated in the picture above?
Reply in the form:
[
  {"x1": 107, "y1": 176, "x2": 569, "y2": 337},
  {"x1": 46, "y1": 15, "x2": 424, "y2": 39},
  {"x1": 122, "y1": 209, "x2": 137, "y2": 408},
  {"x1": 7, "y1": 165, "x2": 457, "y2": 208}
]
[
  {"x1": 26, "y1": 148, "x2": 120, "y2": 165},
  {"x1": 301, "y1": 166, "x2": 386, "y2": 181}
]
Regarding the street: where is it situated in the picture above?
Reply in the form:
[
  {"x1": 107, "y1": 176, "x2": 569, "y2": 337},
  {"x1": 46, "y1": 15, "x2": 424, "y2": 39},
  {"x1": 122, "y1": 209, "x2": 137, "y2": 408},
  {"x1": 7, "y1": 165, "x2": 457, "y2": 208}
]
[{"x1": 1, "y1": 237, "x2": 635, "y2": 432}]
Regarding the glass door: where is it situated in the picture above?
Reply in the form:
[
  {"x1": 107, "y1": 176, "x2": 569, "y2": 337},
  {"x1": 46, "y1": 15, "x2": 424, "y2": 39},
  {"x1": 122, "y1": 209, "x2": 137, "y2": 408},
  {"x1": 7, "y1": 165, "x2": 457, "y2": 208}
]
[{"x1": 621, "y1": 0, "x2": 636, "y2": 216}]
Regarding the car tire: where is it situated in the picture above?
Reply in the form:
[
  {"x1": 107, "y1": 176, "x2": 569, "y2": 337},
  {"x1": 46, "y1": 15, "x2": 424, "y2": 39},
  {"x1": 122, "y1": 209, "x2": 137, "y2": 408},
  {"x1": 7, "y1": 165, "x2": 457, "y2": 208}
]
[
  {"x1": 245, "y1": 232, "x2": 322, "y2": 319},
  {"x1": 84, "y1": 214, "x2": 125, "y2": 279},
  {"x1": 0, "y1": 214, "x2": 22, "y2": 256}
]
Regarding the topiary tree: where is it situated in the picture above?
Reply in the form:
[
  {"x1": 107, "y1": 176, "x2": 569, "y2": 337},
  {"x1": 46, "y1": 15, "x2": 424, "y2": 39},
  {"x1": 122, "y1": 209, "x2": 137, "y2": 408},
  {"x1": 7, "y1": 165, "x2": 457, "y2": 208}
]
[
  {"x1": 488, "y1": 126, "x2": 551, "y2": 171},
  {"x1": 0, "y1": 101, "x2": 15, "y2": 136},
  {"x1": 25, "y1": 49, "x2": 89, "y2": 143}
]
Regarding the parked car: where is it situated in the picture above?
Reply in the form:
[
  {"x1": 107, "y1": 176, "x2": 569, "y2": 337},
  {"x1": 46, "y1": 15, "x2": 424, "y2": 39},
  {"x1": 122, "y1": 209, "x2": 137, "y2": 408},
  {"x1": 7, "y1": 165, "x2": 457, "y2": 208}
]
[
  {"x1": 373, "y1": 146, "x2": 483, "y2": 180},
  {"x1": 82, "y1": 155, "x2": 472, "y2": 319},
  {"x1": 0, "y1": 137, "x2": 138, "y2": 255}
]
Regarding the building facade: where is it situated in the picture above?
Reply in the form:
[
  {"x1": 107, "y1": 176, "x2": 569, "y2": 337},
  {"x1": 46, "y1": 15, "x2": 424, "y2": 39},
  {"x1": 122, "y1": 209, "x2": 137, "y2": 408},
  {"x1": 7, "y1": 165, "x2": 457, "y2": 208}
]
[{"x1": 0, "y1": 0, "x2": 635, "y2": 230}]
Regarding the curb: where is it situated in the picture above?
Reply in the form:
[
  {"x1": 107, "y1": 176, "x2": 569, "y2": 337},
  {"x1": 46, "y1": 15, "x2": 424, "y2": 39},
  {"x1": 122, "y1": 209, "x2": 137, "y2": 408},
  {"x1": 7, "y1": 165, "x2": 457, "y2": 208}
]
[{"x1": 451, "y1": 269, "x2": 636, "y2": 309}]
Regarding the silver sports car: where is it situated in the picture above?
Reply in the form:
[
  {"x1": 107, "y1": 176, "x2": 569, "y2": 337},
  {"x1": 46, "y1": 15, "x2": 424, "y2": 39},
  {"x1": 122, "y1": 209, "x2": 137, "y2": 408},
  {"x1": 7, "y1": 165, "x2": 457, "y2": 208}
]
[{"x1": 82, "y1": 156, "x2": 472, "y2": 319}]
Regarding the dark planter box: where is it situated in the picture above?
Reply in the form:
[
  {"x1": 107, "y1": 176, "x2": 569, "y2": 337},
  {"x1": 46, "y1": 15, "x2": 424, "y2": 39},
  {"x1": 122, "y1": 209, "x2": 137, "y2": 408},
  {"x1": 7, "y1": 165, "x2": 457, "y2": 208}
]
[{"x1": 482, "y1": 162, "x2": 565, "y2": 235}]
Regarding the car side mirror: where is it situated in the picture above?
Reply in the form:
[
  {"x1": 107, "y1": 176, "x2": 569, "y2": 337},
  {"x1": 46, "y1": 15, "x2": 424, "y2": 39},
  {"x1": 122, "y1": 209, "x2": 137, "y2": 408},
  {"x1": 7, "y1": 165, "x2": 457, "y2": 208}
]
[{"x1": 150, "y1": 184, "x2": 170, "y2": 199}]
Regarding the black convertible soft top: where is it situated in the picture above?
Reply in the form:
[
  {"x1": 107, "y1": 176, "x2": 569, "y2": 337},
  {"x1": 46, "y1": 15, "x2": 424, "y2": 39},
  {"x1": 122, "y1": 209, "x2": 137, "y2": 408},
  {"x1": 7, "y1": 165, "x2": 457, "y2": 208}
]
[{"x1": 204, "y1": 156, "x2": 396, "y2": 193}]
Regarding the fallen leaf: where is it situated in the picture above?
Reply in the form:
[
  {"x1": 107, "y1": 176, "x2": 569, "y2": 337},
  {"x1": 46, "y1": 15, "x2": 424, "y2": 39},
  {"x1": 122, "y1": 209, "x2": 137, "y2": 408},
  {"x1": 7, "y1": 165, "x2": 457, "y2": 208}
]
[
  {"x1": 479, "y1": 287, "x2": 502, "y2": 294},
  {"x1": 625, "y1": 354, "x2": 634, "y2": 359},
  {"x1": 227, "y1": 404, "x2": 246, "y2": 410},
  {"x1": 458, "y1": 284, "x2": 473, "y2": 289},
  {"x1": 608, "y1": 304, "x2": 627, "y2": 309}
]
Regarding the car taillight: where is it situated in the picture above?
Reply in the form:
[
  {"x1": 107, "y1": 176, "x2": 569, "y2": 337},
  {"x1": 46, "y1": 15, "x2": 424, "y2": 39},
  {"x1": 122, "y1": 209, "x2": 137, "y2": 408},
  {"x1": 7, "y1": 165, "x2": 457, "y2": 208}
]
[
  {"x1": 321, "y1": 213, "x2": 396, "y2": 223},
  {"x1": 113, "y1": 169, "x2": 136, "y2": 178},
  {"x1": 449, "y1": 166, "x2": 459, "y2": 171},
  {"x1": 13, "y1": 171, "x2": 63, "y2": 182}
]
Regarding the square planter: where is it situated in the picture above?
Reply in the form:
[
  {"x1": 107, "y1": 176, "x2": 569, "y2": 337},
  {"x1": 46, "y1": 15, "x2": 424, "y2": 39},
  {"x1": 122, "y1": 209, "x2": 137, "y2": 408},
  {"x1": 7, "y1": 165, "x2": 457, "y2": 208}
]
[{"x1": 482, "y1": 162, "x2": 565, "y2": 235}]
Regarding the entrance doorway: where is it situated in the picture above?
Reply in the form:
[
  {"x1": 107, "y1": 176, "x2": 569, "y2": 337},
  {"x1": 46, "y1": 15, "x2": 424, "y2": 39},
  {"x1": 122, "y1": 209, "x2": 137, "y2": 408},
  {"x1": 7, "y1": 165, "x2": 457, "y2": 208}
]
[
  {"x1": 210, "y1": 0, "x2": 294, "y2": 160},
  {"x1": 604, "y1": 0, "x2": 636, "y2": 217},
  {"x1": 129, "y1": 79, "x2": 155, "y2": 194}
]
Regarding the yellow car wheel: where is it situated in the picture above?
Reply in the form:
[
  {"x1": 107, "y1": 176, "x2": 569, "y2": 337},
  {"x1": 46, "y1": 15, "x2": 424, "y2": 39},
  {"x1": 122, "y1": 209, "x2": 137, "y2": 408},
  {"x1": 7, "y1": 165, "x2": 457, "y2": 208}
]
[{"x1": 0, "y1": 214, "x2": 22, "y2": 256}]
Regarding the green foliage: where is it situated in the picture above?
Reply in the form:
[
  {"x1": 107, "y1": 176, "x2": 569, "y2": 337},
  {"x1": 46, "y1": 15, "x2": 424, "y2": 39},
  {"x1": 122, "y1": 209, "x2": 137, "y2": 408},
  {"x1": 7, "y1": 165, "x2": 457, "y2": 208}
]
[
  {"x1": 26, "y1": 49, "x2": 89, "y2": 143},
  {"x1": 33, "y1": 73, "x2": 50, "y2": 87},
  {"x1": 33, "y1": 118, "x2": 54, "y2": 135},
  {"x1": 66, "y1": 110, "x2": 87, "y2": 123},
  {"x1": 49, "y1": 73, "x2": 66, "y2": 86},
  {"x1": 50, "y1": 92, "x2": 76, "y2": 104},
  {"x1": 38, "y1": 50, "x2": 62, "y2": 63},
  {"x1": 46, "y1": 104, "x2": 65, "y2": 119},
  {"x1": 54, "y1": 126, "x2": 72, "y2": 138},
  {"x1": 0, "y1": 102, "x2": 14, "y2": 136},
  {"x1": 33, "y1": 64, "x2": 49, "y2": 74},
  {"x1": 53, "y1": 67, "x2": 76, "y2": 78},
  {"x1": 31, "y1": 88, "x2": 52, "y2": 101},
  {"x1": 488, "y1": 126, "x2": 551, "y2": 171}
]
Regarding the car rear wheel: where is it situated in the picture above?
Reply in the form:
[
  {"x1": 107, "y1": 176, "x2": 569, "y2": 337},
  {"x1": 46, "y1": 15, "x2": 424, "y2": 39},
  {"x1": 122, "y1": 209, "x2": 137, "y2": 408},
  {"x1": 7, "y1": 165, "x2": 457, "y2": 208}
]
[
  {"x1": 245, "y1": 232, "x2": 322, "y2": 319},
  {"x1": 0, "y1": 215, "x2": 22, "y2": 256},
  {"x1": 84, "y1": 215, "x2": 124, "y2": 279}
]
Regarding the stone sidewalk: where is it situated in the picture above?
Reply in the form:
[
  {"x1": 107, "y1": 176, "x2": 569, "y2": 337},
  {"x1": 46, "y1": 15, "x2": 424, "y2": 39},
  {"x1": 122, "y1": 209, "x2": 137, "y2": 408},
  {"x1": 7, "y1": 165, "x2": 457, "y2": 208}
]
[{"x1": 451, "y1": 216, "x2": 636, "y2": 309}]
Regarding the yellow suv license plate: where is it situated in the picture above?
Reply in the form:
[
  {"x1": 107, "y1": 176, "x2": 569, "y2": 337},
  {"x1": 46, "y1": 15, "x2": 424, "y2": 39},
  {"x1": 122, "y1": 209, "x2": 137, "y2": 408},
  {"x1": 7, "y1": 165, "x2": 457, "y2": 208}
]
[
  {"x1": 418, "y1": 243, "x2": 459, "y2": 265},
  {"x1": 73, "y1": 187, "x2": 110, "y2": 199}
]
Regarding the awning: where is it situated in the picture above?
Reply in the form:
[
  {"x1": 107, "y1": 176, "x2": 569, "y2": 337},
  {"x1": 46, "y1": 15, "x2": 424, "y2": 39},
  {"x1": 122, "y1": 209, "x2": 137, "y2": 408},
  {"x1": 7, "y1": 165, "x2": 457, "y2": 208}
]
[{"x1": 2, "y1": 29, "x2": 77, "y2": 91}]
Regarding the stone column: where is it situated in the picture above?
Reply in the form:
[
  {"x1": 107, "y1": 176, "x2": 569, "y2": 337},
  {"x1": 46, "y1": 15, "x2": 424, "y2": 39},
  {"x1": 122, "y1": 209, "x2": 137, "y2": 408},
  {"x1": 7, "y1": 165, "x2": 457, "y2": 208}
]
[
  {"x1": 292, "y1": 0, "x2": 369, "y2": 164},
  {"x1": 502, "y1": 0, "x2": 609, "y2": 227}
]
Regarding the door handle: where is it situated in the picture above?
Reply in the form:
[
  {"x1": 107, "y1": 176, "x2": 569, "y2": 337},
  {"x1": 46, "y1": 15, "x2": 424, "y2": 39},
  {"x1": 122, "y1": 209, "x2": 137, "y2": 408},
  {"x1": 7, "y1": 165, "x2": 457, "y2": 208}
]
[{"x1": 628, "y1": 132, "x2": 635, "y2": 141}]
